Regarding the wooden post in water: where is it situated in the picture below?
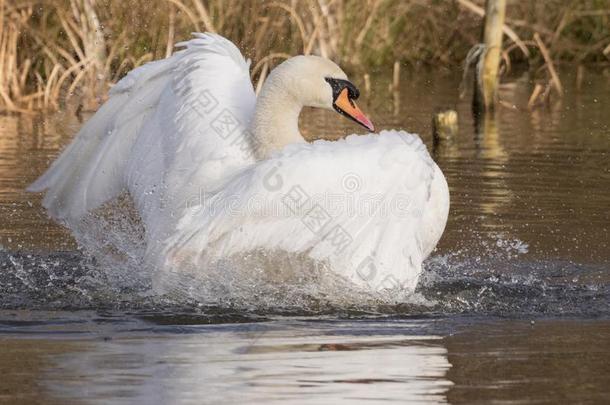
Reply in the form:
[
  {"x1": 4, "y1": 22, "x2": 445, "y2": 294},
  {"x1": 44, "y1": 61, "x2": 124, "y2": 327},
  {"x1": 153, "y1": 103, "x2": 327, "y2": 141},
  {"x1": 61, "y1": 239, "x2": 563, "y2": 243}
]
[{"x1": 473, "y1": 0, "x2": 506, "y2": 114}]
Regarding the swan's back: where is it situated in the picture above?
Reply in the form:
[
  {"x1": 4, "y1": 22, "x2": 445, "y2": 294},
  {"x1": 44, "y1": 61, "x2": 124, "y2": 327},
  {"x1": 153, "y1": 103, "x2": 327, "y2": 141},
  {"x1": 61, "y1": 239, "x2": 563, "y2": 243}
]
[{"x1": 159, "y1": 130, "x2": 449, "y2": 293}]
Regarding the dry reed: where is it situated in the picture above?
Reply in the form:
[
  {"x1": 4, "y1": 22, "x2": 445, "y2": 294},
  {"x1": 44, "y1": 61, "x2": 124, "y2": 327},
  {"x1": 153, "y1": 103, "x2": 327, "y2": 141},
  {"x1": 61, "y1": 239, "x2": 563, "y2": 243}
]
[{"x1": 1, "y1": 0, "x2": 609, "y2": 112}]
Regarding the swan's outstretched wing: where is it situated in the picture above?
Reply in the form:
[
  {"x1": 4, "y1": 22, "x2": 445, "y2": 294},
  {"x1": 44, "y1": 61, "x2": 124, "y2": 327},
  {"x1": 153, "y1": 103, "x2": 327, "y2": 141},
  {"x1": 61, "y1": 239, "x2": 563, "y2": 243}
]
[
  {"x1": 29, "y1": 33, "x2": 256, "y2": 225},
  {"x1": 159, "y1": 131, "x2": 450, "y2": 292}
]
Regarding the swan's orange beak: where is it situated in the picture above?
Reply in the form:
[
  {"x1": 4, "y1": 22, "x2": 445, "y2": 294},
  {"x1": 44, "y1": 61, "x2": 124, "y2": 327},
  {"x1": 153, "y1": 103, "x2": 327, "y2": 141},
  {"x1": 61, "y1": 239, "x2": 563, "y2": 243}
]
[{"x1": 334, "y1": 88, "x2": 375, "y2": 132}]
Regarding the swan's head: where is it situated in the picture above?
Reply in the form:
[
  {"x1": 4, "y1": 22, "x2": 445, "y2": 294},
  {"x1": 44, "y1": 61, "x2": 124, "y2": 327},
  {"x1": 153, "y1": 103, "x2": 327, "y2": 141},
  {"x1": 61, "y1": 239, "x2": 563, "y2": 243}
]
[{"x1": 270, "y1": 55, "x2": 374, "y2": 132}]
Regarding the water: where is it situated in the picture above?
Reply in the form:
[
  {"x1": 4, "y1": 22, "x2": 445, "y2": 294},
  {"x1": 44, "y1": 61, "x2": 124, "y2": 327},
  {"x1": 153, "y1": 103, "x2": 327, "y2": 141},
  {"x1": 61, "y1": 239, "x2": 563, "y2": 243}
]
[{"x1": 0, "y1": 68, "x2": 609, "y2": 403}]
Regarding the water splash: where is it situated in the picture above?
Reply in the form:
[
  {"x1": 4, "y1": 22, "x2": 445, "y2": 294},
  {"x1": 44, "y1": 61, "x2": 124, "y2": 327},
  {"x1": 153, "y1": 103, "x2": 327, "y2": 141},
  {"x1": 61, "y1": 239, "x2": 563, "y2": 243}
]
[
  {"x1": 418, "y1": 233, "x2": 608, "y2": 316},
  {"x1": 1, "y1": 199, "x2": 607, "y2": 317}
]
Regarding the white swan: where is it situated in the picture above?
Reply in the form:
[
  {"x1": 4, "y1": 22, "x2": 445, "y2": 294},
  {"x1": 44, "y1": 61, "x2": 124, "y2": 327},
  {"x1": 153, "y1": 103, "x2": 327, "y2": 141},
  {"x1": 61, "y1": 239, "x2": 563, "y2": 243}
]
[{"x1": 29, "y1": 33, "x2": 449, "y2": 294}]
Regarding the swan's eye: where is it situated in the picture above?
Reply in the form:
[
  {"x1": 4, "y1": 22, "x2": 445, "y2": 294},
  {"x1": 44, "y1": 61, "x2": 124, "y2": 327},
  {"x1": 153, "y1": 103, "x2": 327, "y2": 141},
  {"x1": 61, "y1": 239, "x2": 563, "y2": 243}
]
[{"x1": 325, "y1": 78, "x2": 360, "y2": 101}]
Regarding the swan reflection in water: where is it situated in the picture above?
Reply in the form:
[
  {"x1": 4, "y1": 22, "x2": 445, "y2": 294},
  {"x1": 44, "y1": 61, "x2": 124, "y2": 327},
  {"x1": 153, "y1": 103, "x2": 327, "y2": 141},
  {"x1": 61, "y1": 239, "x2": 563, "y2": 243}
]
[{"x1": 44, "y1": 321, "x2": 453, "y2": 404}]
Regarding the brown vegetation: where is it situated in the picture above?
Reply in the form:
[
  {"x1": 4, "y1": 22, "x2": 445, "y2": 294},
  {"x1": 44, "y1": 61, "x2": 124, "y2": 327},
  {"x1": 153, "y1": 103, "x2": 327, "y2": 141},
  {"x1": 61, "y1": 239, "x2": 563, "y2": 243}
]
[{"x1": 1, "y1": 0, "x2": 609, "y2": 112}]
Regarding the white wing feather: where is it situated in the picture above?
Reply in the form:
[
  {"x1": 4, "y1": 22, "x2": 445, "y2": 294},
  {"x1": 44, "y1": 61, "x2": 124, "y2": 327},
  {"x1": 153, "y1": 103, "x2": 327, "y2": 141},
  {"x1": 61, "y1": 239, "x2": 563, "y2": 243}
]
[{"x1": 29, "y1": 33, "x2": 256, "y2": 230}]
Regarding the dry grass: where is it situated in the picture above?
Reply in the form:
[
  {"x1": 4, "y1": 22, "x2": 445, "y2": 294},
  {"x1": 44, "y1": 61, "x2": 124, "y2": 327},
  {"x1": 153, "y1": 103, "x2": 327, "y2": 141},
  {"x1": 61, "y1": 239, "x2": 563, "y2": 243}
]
[{"x1": 1, "y1": 0, "x2": 609, "y2": 112}]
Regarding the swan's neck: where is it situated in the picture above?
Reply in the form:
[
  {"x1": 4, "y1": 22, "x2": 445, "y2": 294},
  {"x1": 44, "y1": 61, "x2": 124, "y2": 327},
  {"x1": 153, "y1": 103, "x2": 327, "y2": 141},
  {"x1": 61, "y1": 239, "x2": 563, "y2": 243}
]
[{"x1": 250, "y1": 74, "x2": 305, "y2": 159}]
